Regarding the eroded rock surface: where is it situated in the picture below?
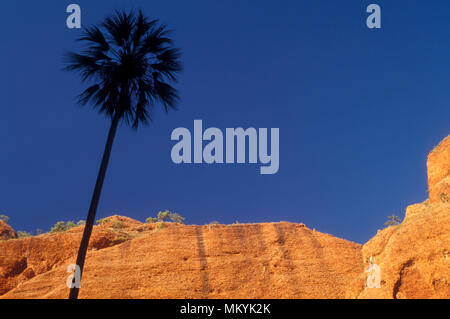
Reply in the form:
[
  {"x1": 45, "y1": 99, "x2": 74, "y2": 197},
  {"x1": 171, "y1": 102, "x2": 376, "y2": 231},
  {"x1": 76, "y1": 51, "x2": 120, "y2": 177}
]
[{"x1": 1, "y1": 221, "x2": 362, "y2": 299}]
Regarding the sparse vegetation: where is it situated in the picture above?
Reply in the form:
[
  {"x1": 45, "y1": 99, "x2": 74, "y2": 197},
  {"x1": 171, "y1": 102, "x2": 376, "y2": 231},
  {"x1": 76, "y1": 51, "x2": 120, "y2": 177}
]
[
  {"x1": 17, "y1": 231, "x2": 32, "y2": 238},
  {"x1": 51, "y1": 221, "x2": 67, "y2": 233},
  {"x1": 145, "y1": 217, "x2": 158, "y2": 223},
  {"x1": 157, "y1": 210, "x2": 170, "y2": 222},
  {"x1": 0, "y1": 215, "x2": 9, "y2": 223},
  {"x1": 146, "y1": 210, "x2": 185, "y2": 224},
  {"x1": 66, "y1": 221, "x2": 76, "y2": 229},
  {"x1": 168, "y1": 212, "x2": 184, "y2": 224},
  {"x1": 384, "y1": 215, "x2": 402, "y2": 227},
  {"x1": 50, "y1": 221, "x2": 77, "y2": 233},
  {"x1": 77, "y1": 220, "x2": 86, "y2": 226}
]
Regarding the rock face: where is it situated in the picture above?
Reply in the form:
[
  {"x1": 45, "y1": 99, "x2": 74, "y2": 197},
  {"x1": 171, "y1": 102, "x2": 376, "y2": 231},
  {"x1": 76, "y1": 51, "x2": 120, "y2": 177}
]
[
  {"x1": 0, "y1": 217, "x2": 132, "y2": 296},
  {"x1": 0, "y1": 135, "x2": 449, "y2": 299},
  {"x1": 0, "y1": 221, "x2": 362, "y2": 299}
]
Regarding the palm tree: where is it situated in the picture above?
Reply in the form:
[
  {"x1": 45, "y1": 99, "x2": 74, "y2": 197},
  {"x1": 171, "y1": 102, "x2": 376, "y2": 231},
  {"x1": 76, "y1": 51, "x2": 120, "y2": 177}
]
[{"x1": 64, "y1": 9, "x2": 182, "y2": 299}]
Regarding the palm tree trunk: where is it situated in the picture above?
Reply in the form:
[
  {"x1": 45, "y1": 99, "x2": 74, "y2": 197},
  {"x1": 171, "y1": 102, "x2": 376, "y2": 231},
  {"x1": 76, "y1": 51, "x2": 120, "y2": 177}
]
[{"x1": 69, "y1": 112, "x2": 121, "y2": 299}]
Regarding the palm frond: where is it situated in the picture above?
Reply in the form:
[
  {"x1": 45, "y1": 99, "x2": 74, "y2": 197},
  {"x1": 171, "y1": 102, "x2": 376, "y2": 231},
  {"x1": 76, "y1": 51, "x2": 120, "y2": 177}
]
[
  {"x1": 78, "y1": 26, "x2": 109, "y2": 52},
  {"x1": 101, "y1": 10, "x2": 134, "y2": 48}
]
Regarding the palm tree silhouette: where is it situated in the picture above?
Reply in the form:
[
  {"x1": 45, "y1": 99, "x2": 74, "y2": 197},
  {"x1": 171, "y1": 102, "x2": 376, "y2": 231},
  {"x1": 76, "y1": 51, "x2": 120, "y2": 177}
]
[{"x1": 64, "y1": 9, "x2": 182, "y2": 299}]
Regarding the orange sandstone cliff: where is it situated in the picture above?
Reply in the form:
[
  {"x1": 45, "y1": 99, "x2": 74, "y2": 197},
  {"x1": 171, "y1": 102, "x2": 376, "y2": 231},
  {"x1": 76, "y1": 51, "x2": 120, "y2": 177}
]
[
  {"x1": 0, "y1": 219, "x2": 363, "y2": 299},
  {"x1": 0, "y1": 136, "x2": 449, "y2": 299}
]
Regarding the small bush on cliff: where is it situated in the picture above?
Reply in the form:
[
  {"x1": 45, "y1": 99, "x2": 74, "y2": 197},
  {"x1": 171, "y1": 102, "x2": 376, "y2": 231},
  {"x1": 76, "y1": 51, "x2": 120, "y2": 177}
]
[
  {"x1": 17, "y1": 231, "x2": 31, "y2": 238},
  {"x1": 384, "y1": 215, "x2": 401, "y2": 227},
  {"x1": 440, "y1": 193, "x2": 449, "y2": 203},
  {"x1": 146, "y1": 210, "x2": 185, "y2": 224},
  {"x1": 66, "y1": 221, "x2": 76, "y2": 229},
  {"x1": 77, "y1": 220, "x2": 86, "y2": 226},
  {"x1": 146, "y1": 217, "x2": 158, "y2": 223},
  {"x1": 50, "y1": 221, "x2": 76, "y2": 233},
  {"x1": 51, "y1": 221, "x2": 66, "y2": 233},
  {"x1": 0, "y1": 215, "x2": 9, "y2": 223},
  {"x1": 157, "y1": 210, "x2": 170, "y2": 221},
  {"x1": 168, "y1": 212, "x2": 184, "y2": 224}
]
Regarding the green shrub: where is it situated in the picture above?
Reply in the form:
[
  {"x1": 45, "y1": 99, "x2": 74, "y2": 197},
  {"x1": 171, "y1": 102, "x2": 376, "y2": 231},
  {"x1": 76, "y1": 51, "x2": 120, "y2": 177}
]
[
  {"x1": 66, "y1": 221, "x2": 76, "y2": 229},
  {"x1": 0, "y1": 215, "x2": 9, "y2": 223},
  {"x1": 146, "y1": 217, "x2": 158, "y2": 223},
  {"x1": 77, "y1": 220, "x2": 86, "y2": 226},
  {"x1": 50, "y1": 221, "x2": 76, "y2": 233},
  {"x1": 384, "y1": 215, "x2": 401, "y2": 227},
  {"x1": 17, "y1": 231, "x2": 31, "y2": 238},
  {"x1": 51, "y1": 221, "x2": 67, "y2": 233},
  {"x1": 157, "y1": 210, "x2": 170, "y2": 222},
  {"x1": 147, "y1": 210, "x2": 185, "y2": 224},
  {"x1": 168, "y1": 212, "x2": 184, "y2": 224}
]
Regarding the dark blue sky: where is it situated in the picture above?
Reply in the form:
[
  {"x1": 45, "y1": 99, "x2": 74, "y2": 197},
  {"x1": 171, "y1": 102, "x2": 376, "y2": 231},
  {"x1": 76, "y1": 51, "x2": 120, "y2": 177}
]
[{"x1": 1, "y1": 1, "x2": 449, "y2": 243}]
